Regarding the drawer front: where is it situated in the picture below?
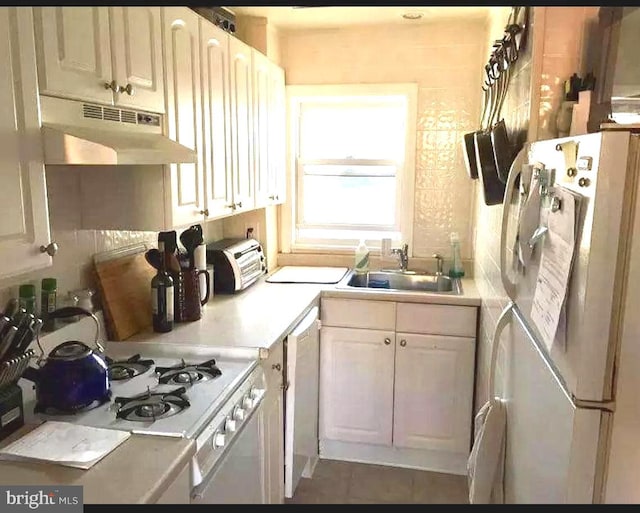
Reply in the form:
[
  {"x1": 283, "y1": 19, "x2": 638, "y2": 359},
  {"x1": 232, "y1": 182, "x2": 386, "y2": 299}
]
[
  {"x1": 321, "y1": 298, "x2": 396, "y2": 330},
  {"x1": 396, "y1": 303, "x2": 477, "y2": 337}
]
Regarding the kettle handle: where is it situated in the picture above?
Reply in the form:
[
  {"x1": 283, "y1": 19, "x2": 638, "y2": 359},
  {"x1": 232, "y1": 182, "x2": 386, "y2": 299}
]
[{"x1": 45, "y1": 307, "x2": 104, "y2": 353}]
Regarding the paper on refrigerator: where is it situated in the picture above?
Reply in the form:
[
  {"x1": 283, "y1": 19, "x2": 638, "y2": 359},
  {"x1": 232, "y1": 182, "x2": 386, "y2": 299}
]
[{"x1": 530, "y1": 187, "x2": 580, "y2": 351}]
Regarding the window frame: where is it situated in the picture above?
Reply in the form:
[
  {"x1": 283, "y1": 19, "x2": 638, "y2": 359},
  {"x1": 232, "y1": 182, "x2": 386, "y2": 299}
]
[{"x1": 281, "y1": 83, "x2": 418, "y2": 254}]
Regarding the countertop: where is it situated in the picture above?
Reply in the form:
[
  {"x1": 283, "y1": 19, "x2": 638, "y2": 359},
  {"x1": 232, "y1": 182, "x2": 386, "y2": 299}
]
[
  {"x1": 0, "y1": 269, "x2": 481, "y2": 502},
  {"x1": 0, "y1": 424, "x2": 195, "y2": 504},
  {"x1": 126, "y1": 275, "x2": 481, "y2": 355}
]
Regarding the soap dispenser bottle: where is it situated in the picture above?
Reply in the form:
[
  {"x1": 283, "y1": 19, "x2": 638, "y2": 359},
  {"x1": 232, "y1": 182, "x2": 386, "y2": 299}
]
[
  {"x1": 449, "y1": 232, "x2": 465, "y2": 278},
  {"x1": 354, "y1": 239, "x2": 370, "y2": 274}
]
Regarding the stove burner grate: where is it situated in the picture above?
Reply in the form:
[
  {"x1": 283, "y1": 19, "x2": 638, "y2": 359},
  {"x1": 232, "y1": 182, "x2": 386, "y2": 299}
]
[
  {"x1": 106, "y1": 354, "x2": 155, "y2": 381},
  {"x1": 114, "y1": 386, "x2": 190, "y2": 422},
  {"x1": 155, "y1": 358, "x2": 222, "y2": 386}
]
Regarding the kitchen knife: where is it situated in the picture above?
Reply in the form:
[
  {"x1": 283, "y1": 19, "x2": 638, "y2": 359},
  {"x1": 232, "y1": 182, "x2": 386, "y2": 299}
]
[
  {"x1": 0, "y1": 325, "x2": 19, "y2": 363},
  {"x1": 0, "y1": 315, "x2": 10, "y2": 338},
  {"x1": 3, "y1": 298, "x2": 18, "y2": 318},
  {"x1": 11, "y1": 315, "x2": 36, "y2": 358}
]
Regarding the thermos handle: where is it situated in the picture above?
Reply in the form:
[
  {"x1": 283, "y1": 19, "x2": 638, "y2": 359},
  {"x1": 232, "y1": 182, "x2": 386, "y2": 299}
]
[{"x1": 197, "y1": 270, "x2": 210, "y2": 305}]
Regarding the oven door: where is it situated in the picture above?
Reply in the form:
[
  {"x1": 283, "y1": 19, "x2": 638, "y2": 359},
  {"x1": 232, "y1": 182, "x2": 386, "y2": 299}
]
[{"x1": 191, "y1": 400, "x2": 264, "y2": 504}]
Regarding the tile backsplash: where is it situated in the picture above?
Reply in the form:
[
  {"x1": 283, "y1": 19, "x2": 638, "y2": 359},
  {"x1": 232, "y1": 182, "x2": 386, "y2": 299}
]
[
  {"x1": 280, "y1": 17, "x2": 488, "y2": 260},
  {"x1": 0, "y1": 166, "x2": 224, "y2": 315}
]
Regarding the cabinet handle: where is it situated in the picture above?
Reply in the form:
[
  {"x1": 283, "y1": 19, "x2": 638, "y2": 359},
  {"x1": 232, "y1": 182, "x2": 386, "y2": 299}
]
[
  {"x1": 384, "y1": 338, "x2": 391, "y2": 345},
  {"x1": 235, "y1": 201, "x2": 243, "y2": 208},
  {"x1": 272, "y1": 363, "x2": 281, "y2": 371},
  {"x1": 225, "y1": 203, "x2": 236, "y2": 210},
  {"x1": 40, "y1": 242, "x2": 59, "y2": 257},
  {"x1": 400, "y1": 339, "x2": 407, "y2": 347},
  {"x1": 104, "y1": 80, "x2": 119, "y2": 92},
  {"x1": 199, "y1": 209, "x2": 209, "y2": 216},
  {"x1": 118, "y1": 83, "x2": 135, "y2": 96}
]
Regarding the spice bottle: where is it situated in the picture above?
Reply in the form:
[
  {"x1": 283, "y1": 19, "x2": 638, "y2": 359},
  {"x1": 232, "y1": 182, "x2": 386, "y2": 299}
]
[
  {"x1": 18, "y1": 284, "x2": 36, "y2": 315},
  {"x1": 41, "y1": 278, "x2": 57, "y2": 332}
]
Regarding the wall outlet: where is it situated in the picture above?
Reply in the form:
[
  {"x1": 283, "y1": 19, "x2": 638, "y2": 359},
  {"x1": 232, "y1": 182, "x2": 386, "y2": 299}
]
[{"x1": 245, "y1": 221, "x2": 260, "y2": 241}]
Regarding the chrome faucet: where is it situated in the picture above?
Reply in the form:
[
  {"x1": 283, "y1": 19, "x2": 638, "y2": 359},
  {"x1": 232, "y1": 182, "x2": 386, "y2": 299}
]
[
  {"x1": 391, "y1": 243, "x2": 409, "y2": 272},
  {"x1": 433, "y1": 253, "x2": 444, "y2": 276}
]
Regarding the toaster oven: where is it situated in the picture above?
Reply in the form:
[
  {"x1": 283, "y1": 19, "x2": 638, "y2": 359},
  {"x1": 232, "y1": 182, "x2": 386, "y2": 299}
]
[{"x1": 205, "y1": 238, "x2": 266, "y2": 294}]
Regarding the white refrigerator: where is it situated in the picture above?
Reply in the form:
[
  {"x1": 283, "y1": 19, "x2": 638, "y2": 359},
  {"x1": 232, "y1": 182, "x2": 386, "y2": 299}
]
[{"x1": 492, "y1": 130, "x2": 640, "y2": 503}]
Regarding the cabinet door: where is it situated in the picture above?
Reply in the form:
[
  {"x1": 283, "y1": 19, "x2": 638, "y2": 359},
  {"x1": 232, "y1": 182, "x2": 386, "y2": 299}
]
[
  {"x1": 252, "y1": 50, "x2": 270, "y2": 208},
  {"x1": 162, "y1": 7, "x2": 204, "y2": 228},
  {"x1": 229, "y1": 36, "x2": 255, "y2": 212},
  {"x1": 200, "y1": 21, "x2": 233, "y2": 219},
  {"x1": 267, "y1": 62, "x2": 286, "y2": 205},
  {"x1": 33, "y1": 7, "x2": 113, "y2": 104},
  {"x1": 393, "y1": 333, "x2": 475, "y2": 453},
  {"x1": 0, "y1": 8, "x2": 53, "y2": 279},
  {"x1": 110, "y1": 6, "x2": 164, "y2": 113},
  {"x1": 261, "y1": 338, "x2": 284, "y2": 504},
  {"x1": 320, "y1": 327, "x2": 395, "y2": 445}
]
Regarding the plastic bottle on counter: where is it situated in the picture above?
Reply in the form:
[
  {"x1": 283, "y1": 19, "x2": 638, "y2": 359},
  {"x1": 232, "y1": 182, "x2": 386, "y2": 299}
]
[
  {"x1": 41, "y1": 278, "x2": 57, "y2": 332},
  {"x1": 354, "y1": 239, "x2": 370, "y2": 274},
  {"x1": 18, "y1": 284, "x2": 36, "y2": 315},
  {"x1": 448, "y1": 232, "x2": 465, "y2": 278}
]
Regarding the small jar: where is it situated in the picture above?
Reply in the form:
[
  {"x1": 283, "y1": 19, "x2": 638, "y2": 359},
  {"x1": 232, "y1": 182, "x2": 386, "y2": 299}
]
[
  {"x1": 58, "y1": 291, "x2": 79, "y2": 323},
  {"x1": 73, "y1": 289, "x2": 95, "y2": 313},
  {"x1": 18, "y1": 284, "x2": 36, "y2": 315}
]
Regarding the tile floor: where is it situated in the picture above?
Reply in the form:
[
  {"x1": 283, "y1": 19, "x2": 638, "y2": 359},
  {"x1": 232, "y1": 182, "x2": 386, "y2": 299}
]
[{"x1": 286, "y1": 459, "x2": 469, "y2": 504}]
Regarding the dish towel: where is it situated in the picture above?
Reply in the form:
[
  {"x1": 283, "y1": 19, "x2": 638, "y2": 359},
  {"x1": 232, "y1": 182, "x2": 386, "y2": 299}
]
[{"x1": 467, "y1": 302, "x2": 513, "y2": 504}]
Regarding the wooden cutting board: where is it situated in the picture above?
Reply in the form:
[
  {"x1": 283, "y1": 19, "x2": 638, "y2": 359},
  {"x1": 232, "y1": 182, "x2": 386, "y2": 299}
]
[{"x1": 93, "y1": 245, "x2": 156, "y2": 341}]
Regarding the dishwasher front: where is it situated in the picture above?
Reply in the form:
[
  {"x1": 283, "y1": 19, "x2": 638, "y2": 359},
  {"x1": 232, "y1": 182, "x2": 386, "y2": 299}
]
[{"x1": 284, "y1": 306, "x2": 320, "y2": 498}]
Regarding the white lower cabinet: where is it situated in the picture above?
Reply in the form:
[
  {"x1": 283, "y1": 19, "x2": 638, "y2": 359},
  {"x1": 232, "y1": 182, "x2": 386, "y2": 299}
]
[
  {"x1": 319, "y1": 327, "x2": 394, "y2": 445},
  {"x1": 260, "y1": 338, "x2": 284, "y2": 504},
  {"x1": 393, "y1": 333, "x2": 475, "y2": 453},
  {"x1": 319, "y1": 298, "x2": 477, "y2": 475}
]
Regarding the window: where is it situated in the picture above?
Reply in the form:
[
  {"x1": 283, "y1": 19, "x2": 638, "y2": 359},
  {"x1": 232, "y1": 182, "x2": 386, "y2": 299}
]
[{"x1": 282, "y1": 84, "x2": 417, "y2": 252}]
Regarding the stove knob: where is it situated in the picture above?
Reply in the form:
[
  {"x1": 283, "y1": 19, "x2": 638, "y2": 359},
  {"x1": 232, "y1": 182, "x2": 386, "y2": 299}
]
[
  {"x1": 233, "y1": 406, "x2": 245, "y2": 421},
  {"x1": 250, "y1": 386, "x2": 263, "y2": 399},
  {"x1": 212, "y1": 431, "x2": 225, "y2": 449},
  {"x1": 225, "y1": 418, "x2": 237, "y2": 433},
  {"x1": 242, "y1": 395, "x2": 254, "y2": 409}
]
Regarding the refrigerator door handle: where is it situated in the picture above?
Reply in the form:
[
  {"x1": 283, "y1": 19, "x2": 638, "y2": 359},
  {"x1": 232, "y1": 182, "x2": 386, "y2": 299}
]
[
  {"x1": 500, "y1": 147, "x2": 527, "y2": 300},
  {"x1": 489, "y1": 302, "x2": 515, "y2": 402}
]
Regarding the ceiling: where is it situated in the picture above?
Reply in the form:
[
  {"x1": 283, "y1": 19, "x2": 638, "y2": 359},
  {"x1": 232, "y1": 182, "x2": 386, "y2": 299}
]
[{"x1": 229, "y1": 6, "x2": 491, "y2": 30}]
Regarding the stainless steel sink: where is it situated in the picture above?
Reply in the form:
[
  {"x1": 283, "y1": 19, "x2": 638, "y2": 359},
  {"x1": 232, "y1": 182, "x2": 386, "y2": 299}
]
[{"x1": 336, "y1": 270, "x2": 462, "y2": 294}]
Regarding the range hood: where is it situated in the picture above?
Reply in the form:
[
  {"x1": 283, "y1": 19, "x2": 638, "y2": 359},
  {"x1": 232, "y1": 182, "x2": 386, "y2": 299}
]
[{"x1": 39, "y1": 96, "x2": 197, "y2": 165}]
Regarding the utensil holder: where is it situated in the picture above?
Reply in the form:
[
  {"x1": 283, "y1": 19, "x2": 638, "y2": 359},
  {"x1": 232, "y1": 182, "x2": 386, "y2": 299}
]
[{"x1": 0, "y1": 349, "x2": 35, "y2": 391}]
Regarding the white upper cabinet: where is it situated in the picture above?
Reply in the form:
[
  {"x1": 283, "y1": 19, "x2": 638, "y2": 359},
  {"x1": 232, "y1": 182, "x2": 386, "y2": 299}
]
[
  {"x1": 229, "y1": 36, "x2": 255, "y2": 213},
  {"x1": 0, "y1": 8, "x2": 53, "y2": 279},
  {"x1": 252, "y1": 49, "x2": 270, "y2": 207},
  {"x1": 33, "y1": 7, "x2": 113, "y2": 104},
  {"x1": 200, "y1": 20, "x2": 233, "y2": 219},
  {"x1": 109, "y1": 7, "x2": 164, "y2": 113},
  {"x1": 162, "y1": 7, "x2": 205, "y2": 228},
  {"x1": 267, "y1": 61, "x2": 286, "y2": 205},
  {"x1": 254, "y1": 52, "x2": 286, "y2": 208},
  {"x1": 33, "y1": 7, "x2": 164, "y2": 113}
]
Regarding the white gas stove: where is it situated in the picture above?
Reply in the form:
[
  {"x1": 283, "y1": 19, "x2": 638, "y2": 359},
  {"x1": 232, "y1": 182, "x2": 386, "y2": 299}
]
[{"x1": 24, "y1": 341, "x2": 263, "y2": 440}]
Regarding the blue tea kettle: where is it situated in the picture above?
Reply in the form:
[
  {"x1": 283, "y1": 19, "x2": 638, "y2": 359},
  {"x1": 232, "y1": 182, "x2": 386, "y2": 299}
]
[{"x1": 23, "y1": 307, "x2": 111, "y2": 413}]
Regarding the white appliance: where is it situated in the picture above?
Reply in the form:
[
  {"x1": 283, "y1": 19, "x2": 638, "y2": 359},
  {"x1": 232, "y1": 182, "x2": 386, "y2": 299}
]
[
  {"x1": 39, "y1": 95, "x2": 197, "y2": 165},
  {"x1": 490, "y1": 130, "x2": 640, "y2": 503},
  {"x1": 284, "y1": 306, "x2": 320, "y2": 498},
  {"x1": 23, "y1": 339, "x2": 266, "y2": 503}
]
